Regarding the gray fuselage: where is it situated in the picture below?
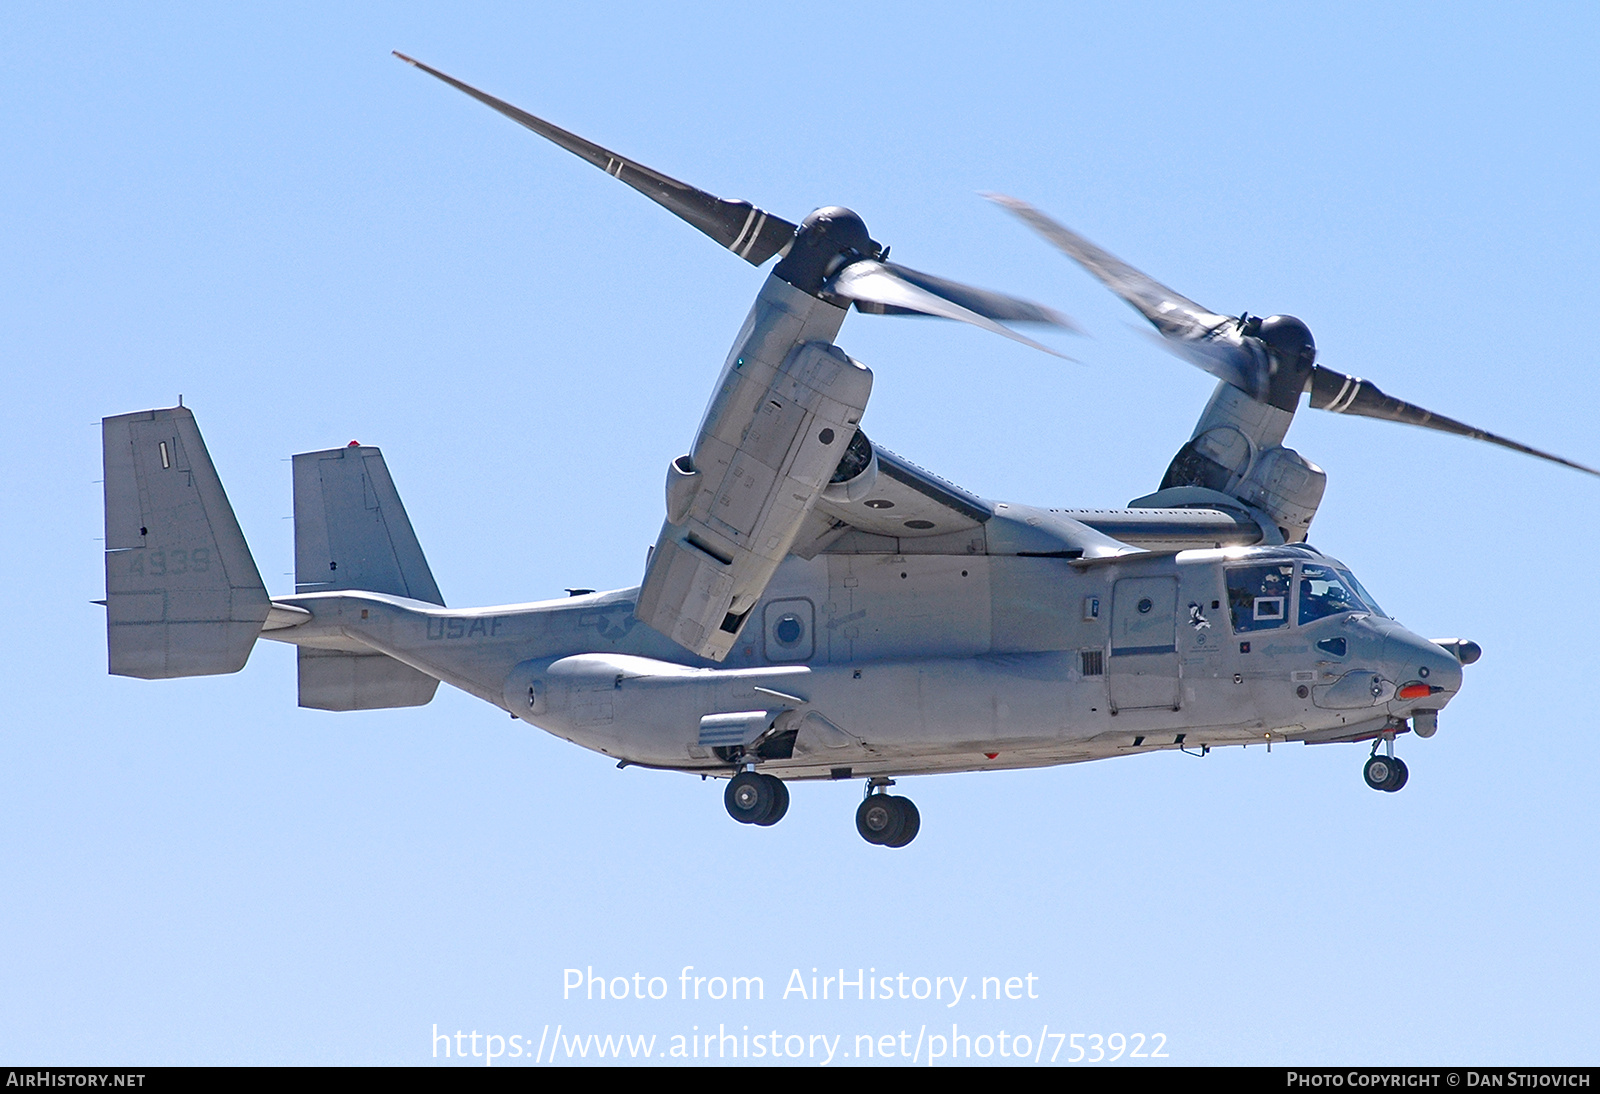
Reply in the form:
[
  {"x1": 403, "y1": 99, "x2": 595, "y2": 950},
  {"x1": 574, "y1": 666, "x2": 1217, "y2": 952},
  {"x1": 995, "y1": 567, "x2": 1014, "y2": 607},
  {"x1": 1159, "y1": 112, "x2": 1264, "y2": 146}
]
[{"x1": 266, "y1": 543, "x2": 1462, "y2": 782}]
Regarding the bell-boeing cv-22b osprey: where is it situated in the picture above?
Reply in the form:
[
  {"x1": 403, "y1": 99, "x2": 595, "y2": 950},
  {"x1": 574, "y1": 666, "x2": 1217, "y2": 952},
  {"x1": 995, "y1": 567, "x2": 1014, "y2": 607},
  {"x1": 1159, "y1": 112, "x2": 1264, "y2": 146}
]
[{"x1": 100, "y1": 56, "x2": 1598, "y2": 848}]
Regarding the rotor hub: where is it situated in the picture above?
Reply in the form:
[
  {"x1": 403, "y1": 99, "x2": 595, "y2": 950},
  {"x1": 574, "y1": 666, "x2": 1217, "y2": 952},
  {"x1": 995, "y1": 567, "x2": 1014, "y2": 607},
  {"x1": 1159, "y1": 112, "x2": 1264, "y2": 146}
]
[
  {"x1": 1258, "y1": 314, "x2": 1316, "y2": 368},
  {"x1": 773, "y1": 206, "x2": 881, "y2": 295},
  {"x1": 1255, "y1": 314, "x2": 1317, "y2": 409}
]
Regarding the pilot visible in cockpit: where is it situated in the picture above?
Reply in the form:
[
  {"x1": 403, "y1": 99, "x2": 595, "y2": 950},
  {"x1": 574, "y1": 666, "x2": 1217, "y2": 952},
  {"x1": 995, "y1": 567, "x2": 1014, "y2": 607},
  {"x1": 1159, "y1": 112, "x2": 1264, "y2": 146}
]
[{"x1": 1227, "y1": 563, "x2": 1293, "y2": 632}]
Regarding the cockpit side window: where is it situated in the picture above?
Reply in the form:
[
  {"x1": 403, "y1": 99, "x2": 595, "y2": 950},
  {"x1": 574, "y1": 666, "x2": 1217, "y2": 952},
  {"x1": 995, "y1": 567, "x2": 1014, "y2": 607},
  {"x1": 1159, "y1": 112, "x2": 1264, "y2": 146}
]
[
  {"x1": 1299, "y1": 563, "x2": 1379, "y2": 624},
  {"x1": 1227, "y1": 563, "x2": 1294, "y2": 632}
]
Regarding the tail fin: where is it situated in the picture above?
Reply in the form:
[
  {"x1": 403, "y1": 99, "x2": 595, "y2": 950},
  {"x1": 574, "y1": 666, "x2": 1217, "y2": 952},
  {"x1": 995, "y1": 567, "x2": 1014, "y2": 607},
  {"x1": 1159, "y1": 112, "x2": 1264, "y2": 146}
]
[
  {"x1": 292, "y1": 445, "x2": 443, "y2": 604},
  {"x1": 102, "y1": 407, "x2": 270, "y2": 678},
  {"x1": 292, "y1": 444, "x2": 443, "y2": 710}
]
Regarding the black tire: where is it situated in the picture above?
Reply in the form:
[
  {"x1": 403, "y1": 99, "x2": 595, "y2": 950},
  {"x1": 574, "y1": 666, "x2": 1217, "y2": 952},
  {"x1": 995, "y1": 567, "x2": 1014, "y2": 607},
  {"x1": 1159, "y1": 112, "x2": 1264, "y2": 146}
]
[
  {"x1": 856, "y1": 794, "x2": 904, "y2": 845},
  {"x1": 725, "y1": 771, "x2": 774, "y2": 825},
  {"x1": 885, "y1": 797, "x2": 921, "y2": 848},
  {"x1": 1386, "y1": 756, "x2": 1409, "y2": 793},
  {"x1": 755, "y1": 774, "x2": 790, "y2": 826},
  {"x1": 1363, "y1": 755, "x2": 1395, "y2": 791}
]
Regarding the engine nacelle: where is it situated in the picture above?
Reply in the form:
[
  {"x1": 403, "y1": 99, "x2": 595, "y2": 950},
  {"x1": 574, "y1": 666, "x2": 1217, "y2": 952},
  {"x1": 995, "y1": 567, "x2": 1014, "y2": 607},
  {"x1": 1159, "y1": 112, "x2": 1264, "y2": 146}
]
[
  {"x1": 1233, "y1": 444, "x2": 1326, "y2": 544},
  {"x1": 1149, "y1": 380, "x2": 1327, "y2": 542},
  {"x1": 637, "y1": 334, "x2": 872, "y2": 659}
]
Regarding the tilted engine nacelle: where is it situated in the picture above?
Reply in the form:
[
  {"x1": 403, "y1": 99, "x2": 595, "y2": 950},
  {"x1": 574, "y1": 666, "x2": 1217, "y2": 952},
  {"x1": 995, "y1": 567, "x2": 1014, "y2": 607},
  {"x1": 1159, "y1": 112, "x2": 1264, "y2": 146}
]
[
  {"x1": 1138, "y1": 381, "x2": 1327, "y2": 543},
  {"x1": 637, "y1": 333, "x2": 872, "y2": 660}
]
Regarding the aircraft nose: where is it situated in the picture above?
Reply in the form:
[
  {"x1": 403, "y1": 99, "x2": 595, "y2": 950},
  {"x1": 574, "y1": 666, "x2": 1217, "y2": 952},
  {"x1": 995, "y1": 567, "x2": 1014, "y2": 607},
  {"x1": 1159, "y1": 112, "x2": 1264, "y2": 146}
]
[{"x1": 1383, "y1": 629, "x2": 1464, "y2": 704}]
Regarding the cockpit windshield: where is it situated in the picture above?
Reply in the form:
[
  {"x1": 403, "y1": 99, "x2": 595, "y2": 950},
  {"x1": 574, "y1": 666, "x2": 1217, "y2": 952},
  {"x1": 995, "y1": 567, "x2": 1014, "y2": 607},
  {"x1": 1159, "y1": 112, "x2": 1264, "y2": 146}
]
[
  {"x1": 1334, "y1": 566, "x2": 1385, "y2": 618},
  {"x1": 1299, "y1": 563, "x2": 1385, "y2": 624}
]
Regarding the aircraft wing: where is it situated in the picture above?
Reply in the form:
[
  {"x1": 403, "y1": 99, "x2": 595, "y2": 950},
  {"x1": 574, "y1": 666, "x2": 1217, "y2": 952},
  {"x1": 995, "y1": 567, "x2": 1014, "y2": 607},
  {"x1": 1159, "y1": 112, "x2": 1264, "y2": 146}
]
[
  {"x1": 795, "y1": 443, "x2": 992, "y2": 555},
  {"x1": 796, "y1": 437, "x2": 1269, "y2": 557}
]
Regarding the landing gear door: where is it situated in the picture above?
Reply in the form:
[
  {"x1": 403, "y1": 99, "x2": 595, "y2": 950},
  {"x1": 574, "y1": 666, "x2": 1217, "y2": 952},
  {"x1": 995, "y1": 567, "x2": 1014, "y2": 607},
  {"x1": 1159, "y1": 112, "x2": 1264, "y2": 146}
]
[{"x1": 1109, "y1": 576, "x2": 1180, "y2": 712}]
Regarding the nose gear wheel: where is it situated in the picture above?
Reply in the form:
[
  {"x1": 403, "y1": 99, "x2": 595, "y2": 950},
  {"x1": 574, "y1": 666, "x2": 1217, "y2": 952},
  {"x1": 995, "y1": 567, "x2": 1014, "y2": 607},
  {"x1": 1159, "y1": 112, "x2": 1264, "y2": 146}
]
[{"x1": 1363, "y1": 754, "x2": 1409, "y2": 792}]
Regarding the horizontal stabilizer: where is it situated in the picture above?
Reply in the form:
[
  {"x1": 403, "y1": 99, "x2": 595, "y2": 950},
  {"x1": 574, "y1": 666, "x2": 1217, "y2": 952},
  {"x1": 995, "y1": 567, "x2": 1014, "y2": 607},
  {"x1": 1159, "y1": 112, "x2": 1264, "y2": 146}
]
[
  {"x1": 297, "y1": 648, "x2": 440, "y2": 711},
  {"x1": 102, "y1": 407, "x2": 270, "y2": 678},
  {"x1": 293, "y1": 445, "x2": 443, "y2": 605}
]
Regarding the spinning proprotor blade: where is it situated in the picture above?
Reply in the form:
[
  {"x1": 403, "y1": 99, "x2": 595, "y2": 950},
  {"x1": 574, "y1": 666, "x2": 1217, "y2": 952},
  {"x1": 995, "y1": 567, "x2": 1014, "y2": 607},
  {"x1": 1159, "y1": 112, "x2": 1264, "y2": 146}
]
[
  {"x1": 395, "y1": 53, "x2": 1077, "y2": 357},
  {"x1": 987, "y1": 193, "x2": 1598, "y2": 477}
]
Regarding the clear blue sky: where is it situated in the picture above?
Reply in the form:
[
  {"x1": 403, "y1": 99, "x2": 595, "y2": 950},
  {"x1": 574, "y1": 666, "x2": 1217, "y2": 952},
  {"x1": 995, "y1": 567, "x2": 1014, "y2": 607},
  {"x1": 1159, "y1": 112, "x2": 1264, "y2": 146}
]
[{"x1": 4, "y1": 1, "x2": 1597, "y2": 1065}]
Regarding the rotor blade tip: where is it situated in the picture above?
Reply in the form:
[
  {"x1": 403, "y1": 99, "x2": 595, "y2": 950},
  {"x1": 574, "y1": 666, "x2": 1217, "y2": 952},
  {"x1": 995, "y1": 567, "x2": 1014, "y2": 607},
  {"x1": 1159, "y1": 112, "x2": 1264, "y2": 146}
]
[
  {"x1": 392, "y1": 51, "x2": 417, "y2": 65},
  {"x1": 1051, "y1": 310, "x2": 1087, "y2": 336},
  {"x1": 980, "y1": 191, "x2": 1028, "y2": 211}
]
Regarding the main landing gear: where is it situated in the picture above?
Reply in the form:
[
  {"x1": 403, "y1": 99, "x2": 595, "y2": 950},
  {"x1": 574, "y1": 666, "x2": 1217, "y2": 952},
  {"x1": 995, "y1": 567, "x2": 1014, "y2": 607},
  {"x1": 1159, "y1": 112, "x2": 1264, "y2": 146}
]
[
  {"x1": 1363, "y1": 735, "x2": 1409, "y2": 793},
  {"x1": 856, "y1": 778, "x2": 920, "y2": 848},
  {"x1": 724, "y1": 770, "x2": 789, "y2": 826},
  {"x1": 721, "y1": 770, "x2": 920, "y2": 847}
]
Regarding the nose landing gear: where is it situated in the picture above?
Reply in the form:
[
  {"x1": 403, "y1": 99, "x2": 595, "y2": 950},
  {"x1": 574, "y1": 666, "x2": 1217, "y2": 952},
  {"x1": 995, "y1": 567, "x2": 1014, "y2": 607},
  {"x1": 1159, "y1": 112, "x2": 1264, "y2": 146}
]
[
  {"x1": 724, "y1": 770, "x2": 790, "y2": 825},
  {"x1": 1363, "y1": 734, "x2": 1409, "y2": 793},
  {"x1": 856, "y1": 778, "x2": 920, "y2": 847}
]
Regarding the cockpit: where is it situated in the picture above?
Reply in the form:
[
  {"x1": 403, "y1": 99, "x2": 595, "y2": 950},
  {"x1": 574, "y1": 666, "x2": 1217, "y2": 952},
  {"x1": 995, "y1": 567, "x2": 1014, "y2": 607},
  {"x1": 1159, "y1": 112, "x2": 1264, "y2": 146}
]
[
  {"x1": 1218, "y1": 547, "x2": 1385, "y2": 634},
  {"x1": 1175, "y1": 545, "x2": 1466, "y2": 774}
]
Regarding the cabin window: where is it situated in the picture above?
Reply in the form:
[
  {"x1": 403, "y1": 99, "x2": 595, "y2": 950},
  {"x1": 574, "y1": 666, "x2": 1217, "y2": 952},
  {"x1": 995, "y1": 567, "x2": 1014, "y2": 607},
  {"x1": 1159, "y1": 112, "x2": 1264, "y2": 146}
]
[
  {"x1": 762, "y1": 598, "x2": 814, "y2": 662},
  {"x1": 1226, "y1": 563, "x2": 1294, "y2": 633}
]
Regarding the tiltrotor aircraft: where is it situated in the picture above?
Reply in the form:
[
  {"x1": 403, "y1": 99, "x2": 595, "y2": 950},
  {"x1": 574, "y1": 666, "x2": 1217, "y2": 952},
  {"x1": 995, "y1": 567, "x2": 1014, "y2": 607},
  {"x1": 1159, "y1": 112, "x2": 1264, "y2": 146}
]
[{"x1": 100, "y1": 57, "x2": 1597, "y2": 848}]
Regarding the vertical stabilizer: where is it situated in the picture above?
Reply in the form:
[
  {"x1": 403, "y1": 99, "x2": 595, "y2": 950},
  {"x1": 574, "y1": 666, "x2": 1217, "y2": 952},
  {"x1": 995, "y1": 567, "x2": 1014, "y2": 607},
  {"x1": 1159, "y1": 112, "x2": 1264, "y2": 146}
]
[
  {"x1": 292, "y1": 444, "x2": 443, "y2": 710},
  {"x1": 103, "y1": 407, "x2": 271, "y2": 678},
  {"x1": 292, "y1": 445, "x2": 443, "y2": 604}
]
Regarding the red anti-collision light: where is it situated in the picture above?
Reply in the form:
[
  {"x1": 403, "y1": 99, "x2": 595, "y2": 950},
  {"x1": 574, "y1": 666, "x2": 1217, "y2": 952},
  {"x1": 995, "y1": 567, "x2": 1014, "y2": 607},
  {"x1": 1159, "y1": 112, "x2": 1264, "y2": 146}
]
[{"x1": 1398, "y1": 683, "x2": 1431, "y2": 700}]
